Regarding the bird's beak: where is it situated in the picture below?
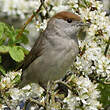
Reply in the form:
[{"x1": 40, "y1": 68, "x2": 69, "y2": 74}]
[
  {"x1": 78, "y1": 21, "x2": 91, "y2": 27},
  {"x1": 84, "y1": 22, "x2": 91, "y2": 27},
  {"x1": 77, "y1": 21, "x2": 91, "y2": 40}
]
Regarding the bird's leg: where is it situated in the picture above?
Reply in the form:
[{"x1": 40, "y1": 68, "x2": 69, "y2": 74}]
[
  {"x1": 45, "y1": 81, "x2": 51, "y2": 110},
  {"x1": 55, "y1": 80, "x2": 72, "y2": 92},
  {"x1": 54, "y1": 80, "x2": 72, "y2": 103},
  {"x1": 45, "y1": 81, "x2": 61, "y2": 109},
  {"x1": 29, "y1": 97, "x2": 45, "y2": 107},
  {"x1": 50, "y1": 81, "x2": 56, "y2": 104}
]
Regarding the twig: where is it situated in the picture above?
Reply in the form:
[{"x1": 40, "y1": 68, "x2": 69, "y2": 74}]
[
  {"x1": 104, "y1": 81, "x2": 110, "y2": 85},
  {"x1": 55, "y1": 80, "x2": 72, "y2": 91},
  {"x1": 104, "y1": 37, "x2": 110, "y2": 56},
  {"x1": 16, "y1": 0, "x2": 45, "y2": 39}
]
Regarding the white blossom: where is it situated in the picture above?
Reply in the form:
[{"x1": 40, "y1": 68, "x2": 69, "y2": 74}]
[{"x1": 63, "y1": 76, "x2": 102, "y2": 110}]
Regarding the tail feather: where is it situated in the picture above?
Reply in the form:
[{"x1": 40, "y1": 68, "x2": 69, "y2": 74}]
[{"x1": 18, "y1": 79, "x2": 30, "y2": 89}]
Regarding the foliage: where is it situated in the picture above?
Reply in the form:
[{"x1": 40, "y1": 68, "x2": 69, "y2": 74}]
[
  {"x1": 98, "y1": 83, "x2": 110, "y2": 108},
  {"x1": 0, "y1": 22, "x2": 29, "y2": 75}
]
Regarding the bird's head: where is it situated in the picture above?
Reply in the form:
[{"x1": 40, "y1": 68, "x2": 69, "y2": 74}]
[{"x1": 47, "y1": 11, "x2": 85, "y2": 39}]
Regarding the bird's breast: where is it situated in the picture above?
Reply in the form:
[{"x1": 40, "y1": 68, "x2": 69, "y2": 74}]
[
  {"x1": 41, "y1": 38, "x2": 79, "y2": 80},
  {"x1": 23, "y1": 38, "x2": 79, "y2": 84}
]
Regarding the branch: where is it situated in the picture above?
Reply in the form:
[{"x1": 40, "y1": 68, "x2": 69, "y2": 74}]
[
  {"x1": 104, "y1": 37, "x2": 110, "y2": 56},
  {"x1": 16, "y1": 0, "x2": 45, "y2": 39}
]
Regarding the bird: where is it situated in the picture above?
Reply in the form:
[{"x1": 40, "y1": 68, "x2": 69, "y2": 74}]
[{"x1": 18, "y1": 11, "x2": 85, "y2": 88}]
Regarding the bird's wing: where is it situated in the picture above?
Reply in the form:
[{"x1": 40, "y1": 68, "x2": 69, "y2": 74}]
[{"x1": 17, "y1": 32, "x2": 45, "y2": 71}]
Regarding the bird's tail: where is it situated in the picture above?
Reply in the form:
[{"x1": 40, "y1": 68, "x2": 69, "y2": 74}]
[{"x1": 18, "y1": 78, "x2": 30, "y2": 89}]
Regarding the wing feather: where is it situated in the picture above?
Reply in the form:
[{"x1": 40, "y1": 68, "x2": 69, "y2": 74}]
[{"x1": 17, "y1": 32, "x2": 44, "y2": 71}]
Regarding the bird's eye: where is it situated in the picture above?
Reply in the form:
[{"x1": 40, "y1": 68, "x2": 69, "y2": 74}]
[{"x1": 67, "y1": 18, "x2": 72, "y2": 23}]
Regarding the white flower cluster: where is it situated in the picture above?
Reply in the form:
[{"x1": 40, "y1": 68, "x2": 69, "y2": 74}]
[
  {"x1": 46, "y1": 0, "x2": 69, "y2": 13},
  {"x1": 35, "y1": 19, "x2": 47, "y2": 31},
  {"x1": 0, "y1": 81, "x2": 44, "y2": 109},
  {"x1": 0, "y1": 72, "x2": 101, "y2": 110},
  {"x1": 0, "y1": 70, "x2": 22, "y2": 90},
  {"x1": 7, "y1": 84, "x2": 44, "y2": 109},
  {"x1": 66, "y1": 0, "x2": 110, "y2": 79},
  {"x1": 0, "y1": 0, "x2": 40, "y2": 19},
  {"x1": 64, "y1": 75, "x2": 102, "y2": 110}
]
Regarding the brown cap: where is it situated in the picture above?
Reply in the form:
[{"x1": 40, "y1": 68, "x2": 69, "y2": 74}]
[{"x1": 51, "y1": 11, "x2": 81, "y2": 21}]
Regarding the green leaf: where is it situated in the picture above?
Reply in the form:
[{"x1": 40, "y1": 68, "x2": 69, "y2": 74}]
[
  {"x1": 23, "y1": 29, "x2": 29, "y2": 34},
  {"x1": 9, "y1": 46, "x2": 25, "y2": 62},
  {"x1": 12, "y1": 74, "x2": 21, "y2": 85},
  {"x1": 15, "y1": 34, "x2": 29, "y2": 44},
  {"x1": 98, "y1": 83, "x2": 110, "y2": 108},
  {"x1": 20, "y1": 34, "x2": 29, "y2": 44},
  {"x1": 0, "y1": 65, "x2": 6, "y2": 75},
  {"x1": 18, "y1": 46, "x2": 29, "y2": 55},
  {"x1": 0, "y1": 22, "x2": 5, "y2": 38},
  {"x1": 0, "y1": 56, "x2": 2, "y2": 63},
  {"x1": 0, "y1": 22, "x2": 29, "y2": 45},
  {"x1": 7, "y1": 27, "x2": 17, "y2": 45},
  {"x1": 15, "y1": 29, "x2": 29, "y2": 44},
  {"x1": 0, "y1": 36, "x2": 6, "y2": 45},
  {"x1": 0, "y1": 45, "x2": 9, "y2": 53}
]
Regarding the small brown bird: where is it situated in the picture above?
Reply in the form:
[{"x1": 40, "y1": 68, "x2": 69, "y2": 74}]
[{"x1": 18, "y1": 11, "x2": 85, "y2": 88}]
